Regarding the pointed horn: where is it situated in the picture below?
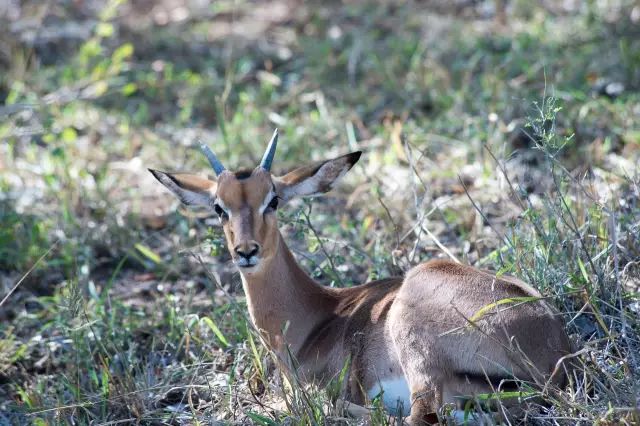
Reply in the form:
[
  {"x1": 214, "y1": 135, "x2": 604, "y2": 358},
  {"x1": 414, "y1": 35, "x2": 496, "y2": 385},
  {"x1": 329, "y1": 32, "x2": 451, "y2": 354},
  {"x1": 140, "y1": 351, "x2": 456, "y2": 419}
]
[
  {"x1": 199, "y1": 142, "x2": 225, "y2": 176},
  {"x1": 260, "y1": 128, "x2": 278, "y2": 171}
]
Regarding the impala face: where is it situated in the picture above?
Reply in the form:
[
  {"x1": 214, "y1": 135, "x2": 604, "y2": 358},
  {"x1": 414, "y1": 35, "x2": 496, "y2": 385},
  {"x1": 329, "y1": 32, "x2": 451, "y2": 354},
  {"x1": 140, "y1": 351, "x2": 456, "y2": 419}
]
[
  {"x1": 214, "y1": 168, "x2": 280, "y2": 271},
  {"x1": 149, "y1": 129, "x2": 361, "y2": 275}
]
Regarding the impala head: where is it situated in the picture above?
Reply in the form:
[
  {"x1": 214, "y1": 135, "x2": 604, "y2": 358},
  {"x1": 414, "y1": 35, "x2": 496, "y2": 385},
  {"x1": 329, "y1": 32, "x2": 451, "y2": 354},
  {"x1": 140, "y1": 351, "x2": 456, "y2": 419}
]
[{"x1": 149, "y1": 130, "x2": 361, "y2": 274}]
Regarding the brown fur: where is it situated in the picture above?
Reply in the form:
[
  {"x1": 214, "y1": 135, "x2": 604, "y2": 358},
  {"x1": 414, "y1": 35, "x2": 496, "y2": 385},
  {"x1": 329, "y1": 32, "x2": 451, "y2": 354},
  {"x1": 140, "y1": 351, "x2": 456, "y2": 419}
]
[{"x1": 149, "y1": 151, "x2": 572, "y2": 424}]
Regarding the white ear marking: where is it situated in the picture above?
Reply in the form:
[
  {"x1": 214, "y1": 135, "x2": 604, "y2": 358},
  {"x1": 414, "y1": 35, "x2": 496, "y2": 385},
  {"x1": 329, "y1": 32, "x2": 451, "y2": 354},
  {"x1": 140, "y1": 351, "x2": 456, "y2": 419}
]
[
  {"x1": 149, "y1": 170, "x2": 215, "y2": 207},
  {"x1": 280, "y1": 157, "x2": 354, "y2": 201}
]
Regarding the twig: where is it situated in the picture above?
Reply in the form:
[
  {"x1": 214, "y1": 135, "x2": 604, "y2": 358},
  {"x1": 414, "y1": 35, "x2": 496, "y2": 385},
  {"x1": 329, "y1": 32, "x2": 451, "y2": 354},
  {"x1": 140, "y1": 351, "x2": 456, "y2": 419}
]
[
  {"x1": 549, "y1": 163, "x2": 606, "y2": 300},
  {"x1": 420, "y1": 224, "x2": 460, "y2": 264},
  {"x1": 301, "y1": 202, "x2": 344, "y2": 287},
  {"x1": 0, "y1": 240, "x2": 59, "y2": 308},
  {"x1": 377, "y1": 196, "x2": 401, "y2": 249},
  {"x1": 458, "y1": 176, "x2": 518, "y2": 269}
]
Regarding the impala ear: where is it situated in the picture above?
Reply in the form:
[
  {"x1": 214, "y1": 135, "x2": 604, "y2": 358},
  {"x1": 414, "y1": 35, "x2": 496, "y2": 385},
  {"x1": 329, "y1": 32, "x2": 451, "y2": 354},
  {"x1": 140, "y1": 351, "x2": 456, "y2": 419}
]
[
  {"x1": 148, "y1": 169, "x2": 217, "y2": 207},
  {"x1": 274, "y1": 151, "x2": 361, "y2": 201}
]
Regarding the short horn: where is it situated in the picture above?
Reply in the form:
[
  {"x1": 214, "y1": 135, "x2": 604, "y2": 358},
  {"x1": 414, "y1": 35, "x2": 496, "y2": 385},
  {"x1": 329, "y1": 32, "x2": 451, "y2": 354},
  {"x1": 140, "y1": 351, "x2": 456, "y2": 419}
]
[
  {"x1": 199, "y1": 142, "x2": 225, "y2": 176},
  {"x1": 260, "y1": 128, "x2": 278, "y2": 171}
]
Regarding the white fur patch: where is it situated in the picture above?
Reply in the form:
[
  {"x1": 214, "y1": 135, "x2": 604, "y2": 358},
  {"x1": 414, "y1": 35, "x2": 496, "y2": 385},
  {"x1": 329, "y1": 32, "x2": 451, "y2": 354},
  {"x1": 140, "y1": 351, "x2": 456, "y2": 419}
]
[
  {"x1": 448, "y1": 409, "x2": 495, "y2": 425},
  {"x1": 287, "y1": 176, "x2": 323, "y2": 199},
  {"x1": 367, "y1": 377, "x2": 411, "y2": 416},
  {"x1": 258, "y1": 189, "x2": 276, "y2": 214},
  {"x1": 216, "y1": 198, "x2": 231, "y2": 219},
  {"x1": 155, "y1": 172, "x2": 212, "y2": 207},
  {"x1": 283, "y1": 159, "x2": 352, "y2": 200}
]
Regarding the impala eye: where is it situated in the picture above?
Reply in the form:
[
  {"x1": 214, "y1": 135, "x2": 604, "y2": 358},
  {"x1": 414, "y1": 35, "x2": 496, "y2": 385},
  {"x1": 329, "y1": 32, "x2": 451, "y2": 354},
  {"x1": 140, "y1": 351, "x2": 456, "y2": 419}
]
[
  {"x1": 266, "y1": 196, "x2": 279, "y2": 212},
  {"x1": 214, "y1": 204, "x2": 228, "y2": 220}
]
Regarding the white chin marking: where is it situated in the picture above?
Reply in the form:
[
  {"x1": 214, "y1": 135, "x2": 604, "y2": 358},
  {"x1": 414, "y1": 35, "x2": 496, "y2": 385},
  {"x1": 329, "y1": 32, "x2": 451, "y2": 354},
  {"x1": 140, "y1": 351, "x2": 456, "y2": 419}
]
[{"x1": 236, "y1": 257, "x2": 260, "y2": 272}]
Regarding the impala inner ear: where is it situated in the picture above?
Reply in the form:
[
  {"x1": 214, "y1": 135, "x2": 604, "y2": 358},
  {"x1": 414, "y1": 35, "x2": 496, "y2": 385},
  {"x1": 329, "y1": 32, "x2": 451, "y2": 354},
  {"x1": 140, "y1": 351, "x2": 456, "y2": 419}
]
[
  {"x1": 148, "y1": 169, "x2": 217, "y2": 207},
  {"x1": 274, "y1": 151, "x2": 361, "y2": 201}
]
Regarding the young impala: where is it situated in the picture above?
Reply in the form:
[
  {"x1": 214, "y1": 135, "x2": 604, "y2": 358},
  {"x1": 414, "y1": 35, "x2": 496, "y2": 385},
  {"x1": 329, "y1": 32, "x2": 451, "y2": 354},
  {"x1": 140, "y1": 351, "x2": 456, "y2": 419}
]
[{"x1": 149, "y1": 130, "x2": 572, "y2": 424}]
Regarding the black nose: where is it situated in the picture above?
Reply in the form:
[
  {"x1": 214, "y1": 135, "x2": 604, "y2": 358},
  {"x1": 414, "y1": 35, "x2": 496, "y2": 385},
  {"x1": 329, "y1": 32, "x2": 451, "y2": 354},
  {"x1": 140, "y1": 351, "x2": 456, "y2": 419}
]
[{"x1": 235, "y1": 243, "x2": 259, "y2": 259}]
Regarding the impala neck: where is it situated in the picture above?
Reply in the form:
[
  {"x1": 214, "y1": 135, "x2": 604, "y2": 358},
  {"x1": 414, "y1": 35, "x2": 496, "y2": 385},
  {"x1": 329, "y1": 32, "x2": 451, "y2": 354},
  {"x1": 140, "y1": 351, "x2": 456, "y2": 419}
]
[{"x1": 238, "y1": 231, "x2": 335, "y2": 354}]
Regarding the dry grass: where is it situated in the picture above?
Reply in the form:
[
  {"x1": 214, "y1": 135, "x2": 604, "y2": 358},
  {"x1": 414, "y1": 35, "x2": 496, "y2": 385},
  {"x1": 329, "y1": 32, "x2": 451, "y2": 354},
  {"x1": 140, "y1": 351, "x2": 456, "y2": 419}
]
[{"x1": 1, "y1": 0, "x2": 639, "y2": 424}]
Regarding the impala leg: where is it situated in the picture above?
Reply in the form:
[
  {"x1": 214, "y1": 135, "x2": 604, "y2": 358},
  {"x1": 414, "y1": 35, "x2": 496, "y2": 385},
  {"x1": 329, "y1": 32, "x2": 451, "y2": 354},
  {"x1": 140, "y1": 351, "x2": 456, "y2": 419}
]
[
  {"x1": 387, "y1": 308, "x2": 445, "y2": 423},
  {"x1": 335, "y1": 398, "x2": 371, "y2": 420},
  {"x1": 406, "y1": 380, "x2": 443, "y2": 425}
]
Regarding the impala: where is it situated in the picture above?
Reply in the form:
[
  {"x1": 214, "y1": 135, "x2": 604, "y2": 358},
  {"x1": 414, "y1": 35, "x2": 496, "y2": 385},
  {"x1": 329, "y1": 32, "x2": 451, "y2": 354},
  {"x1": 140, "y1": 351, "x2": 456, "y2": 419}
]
[{"x1": 149, "y1": 130, "x2": 572, "y2": 424}]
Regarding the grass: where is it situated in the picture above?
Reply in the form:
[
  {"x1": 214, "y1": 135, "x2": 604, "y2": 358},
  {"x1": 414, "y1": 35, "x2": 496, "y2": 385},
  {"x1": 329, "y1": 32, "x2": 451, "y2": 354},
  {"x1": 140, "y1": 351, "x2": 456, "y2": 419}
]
[{"x1": 1, "y1": 0, "x2": 639, "y2": 424}]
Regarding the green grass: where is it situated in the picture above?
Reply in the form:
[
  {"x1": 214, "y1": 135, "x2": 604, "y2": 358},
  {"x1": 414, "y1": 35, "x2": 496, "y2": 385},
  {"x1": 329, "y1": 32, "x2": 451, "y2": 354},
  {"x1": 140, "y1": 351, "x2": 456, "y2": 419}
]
[{"x1": 1, "y1": 0, "x2": 639, "y2": 424}]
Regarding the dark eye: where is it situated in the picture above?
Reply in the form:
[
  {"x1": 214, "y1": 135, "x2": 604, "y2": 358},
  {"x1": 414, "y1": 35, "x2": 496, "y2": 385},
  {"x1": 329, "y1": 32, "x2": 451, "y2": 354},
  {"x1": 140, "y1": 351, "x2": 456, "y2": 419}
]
[
  {"x1": 214, "y1": 204, "x2": 228, "y2": 220},
  {"x1": 266, "y1": 196, "x2": 279, "y2": 212}
]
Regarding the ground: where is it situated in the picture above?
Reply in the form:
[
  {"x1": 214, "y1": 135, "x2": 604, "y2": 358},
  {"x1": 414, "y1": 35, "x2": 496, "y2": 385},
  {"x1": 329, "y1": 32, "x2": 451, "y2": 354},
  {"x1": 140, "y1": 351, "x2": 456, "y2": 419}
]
[{"x1": 0, "y1": 0, "x2": 639, "y2": 424}]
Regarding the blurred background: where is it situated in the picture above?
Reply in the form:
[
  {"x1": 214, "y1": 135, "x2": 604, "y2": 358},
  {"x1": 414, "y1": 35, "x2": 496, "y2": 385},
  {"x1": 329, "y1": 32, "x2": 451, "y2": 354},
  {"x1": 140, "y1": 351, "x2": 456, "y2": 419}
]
[{"x1": 1, "y1": 0, "x2": 639, "y2": 424}]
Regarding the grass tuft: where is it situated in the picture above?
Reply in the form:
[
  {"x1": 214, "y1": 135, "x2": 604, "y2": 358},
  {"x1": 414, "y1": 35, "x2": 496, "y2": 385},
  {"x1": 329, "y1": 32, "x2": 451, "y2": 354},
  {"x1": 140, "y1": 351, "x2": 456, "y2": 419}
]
[{"x1": 1, "y1": 1, "x2": 639, "y2": 424}]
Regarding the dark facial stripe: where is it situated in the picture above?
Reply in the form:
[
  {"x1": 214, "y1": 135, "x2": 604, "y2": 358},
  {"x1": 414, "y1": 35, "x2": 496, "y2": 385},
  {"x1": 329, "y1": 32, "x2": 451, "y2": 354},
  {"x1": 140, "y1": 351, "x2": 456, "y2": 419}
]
[
  {"x1": 237, "y1": 183, "x2": 254, "y2": 240},
  {"x1": 240, "y1": 206, "x2": 253, "y2": 238}
]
